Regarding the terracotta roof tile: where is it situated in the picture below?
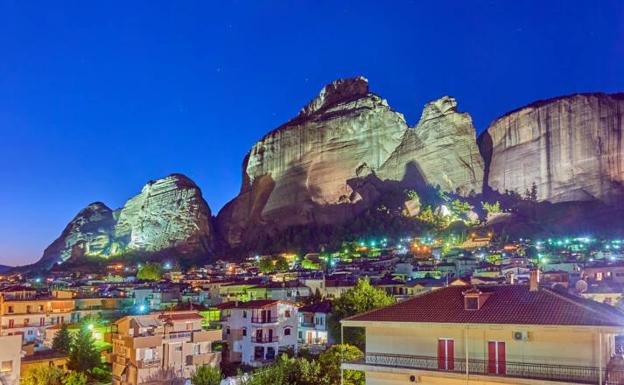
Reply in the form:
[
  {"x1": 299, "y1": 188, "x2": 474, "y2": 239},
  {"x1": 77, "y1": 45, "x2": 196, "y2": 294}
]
[{"x1": 344, "y1": 285, "x2": 624, "y2": 327}]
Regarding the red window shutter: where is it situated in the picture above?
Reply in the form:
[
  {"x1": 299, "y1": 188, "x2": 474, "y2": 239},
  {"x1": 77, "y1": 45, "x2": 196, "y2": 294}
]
[
  {"x1": 487, "y1": 341, "x2": 496, "y2": 374},
  {"x1": 447, "y1": 339, "x2": 455, "y2": 370},
  {"x1": 497, "y1": 342, "x2": 506, "y2": 374},
  {"x1": 437, "y1": 340, "x2": 445, "y2": 369}
]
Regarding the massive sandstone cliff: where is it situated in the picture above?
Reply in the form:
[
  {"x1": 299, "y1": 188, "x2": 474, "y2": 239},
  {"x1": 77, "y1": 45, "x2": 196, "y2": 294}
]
[
  {"x1": 38, "y1": 174, "x2": 215, "y2": 268},
  {"x1": 379, "y1": 96, "x2": 483, "y2": 194},
  {"x1": 216, "y1": 77, "x2": 484, "y2": 246},
  {"x1": 481, "y1": 93, "x2": 624, "y2": 203}
]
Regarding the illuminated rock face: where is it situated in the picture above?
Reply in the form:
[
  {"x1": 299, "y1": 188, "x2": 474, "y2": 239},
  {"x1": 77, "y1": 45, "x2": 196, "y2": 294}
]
[
  {"x1": 114, "y1": 174, "x2": 214, "y2": 254},
  {"x1": 39, "y1": 174, "x2": 214, "y2": 267},
  {"x1": 482, "y1": 93, "x2": 624, "y2": 203},
  {"x1": 217, "y1": 77, "x2": 484, "y2": 246},
  {"x1": 379, "y1": 96, "x2": 484, "y2": 194},
  {"x1": 40, "y1": 202, "x2": 116, "y2": 267}
]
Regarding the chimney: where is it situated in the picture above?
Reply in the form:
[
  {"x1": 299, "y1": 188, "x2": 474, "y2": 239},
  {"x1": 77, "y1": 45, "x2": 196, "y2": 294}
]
[{"x1": 529, "y1": 269, "x2": 540, "y2": 292}]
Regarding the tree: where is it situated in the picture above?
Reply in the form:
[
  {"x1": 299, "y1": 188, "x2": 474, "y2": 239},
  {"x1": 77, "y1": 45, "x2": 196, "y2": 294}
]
[
  {"x1": 258, "y1": 257, "x2": 275, "y2": 274},
  {"x1": 481, "y1": 201, "x2": 501, "y2": 215},
  {"x1": 21, "y1": 366, "x2": 64, "y2": 385},
  {"x1": 68, "y1": 324, "x2": 100, "y2": 373},
  {"x1": 62, "y1": 372, "x2": 87, "y2": 385},
  {"x1": 329, "y1": 278, "x2": 395, "y2": 348},
  {"x1": 137, "y1": 262, "x2": 162, "y2": 281},
  {"x1": 243, "y1": 354, "x2": 320, "y2": 385},
  {"x1": 274, "y1": 256, "x2": 289, "y2": 272},
  {"x1": 191, "y1": 365, "x2": 222, "y2": 385},
  {"x1": 318, "y1": 345, "x2": 364, "y2": 385},
  {"x1": 52, "y1": 324, "x2": 72, "y2": 355}
]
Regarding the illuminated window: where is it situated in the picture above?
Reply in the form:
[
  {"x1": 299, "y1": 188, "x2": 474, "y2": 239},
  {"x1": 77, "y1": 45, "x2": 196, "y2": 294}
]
[{"x1": 0, "y1": 361, "x2": 12, "y2": 372}]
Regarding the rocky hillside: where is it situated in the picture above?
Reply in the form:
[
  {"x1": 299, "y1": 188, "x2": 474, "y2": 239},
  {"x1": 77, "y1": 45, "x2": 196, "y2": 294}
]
[
  {"x1": 35, "y1": 78, "x2": 624, "y2": 266},
  {"x1": 38, "y1": 174, "x2": 215, "y2": 268},
  {"x1": 481, "y1": 93, "x2": 624, "y2": 203},
  {"x1": 216, "y1": 77, "x2": 484, "y2": 247}
]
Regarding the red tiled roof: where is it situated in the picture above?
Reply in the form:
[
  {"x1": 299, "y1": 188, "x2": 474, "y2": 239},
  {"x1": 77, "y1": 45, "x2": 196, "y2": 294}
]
[
  {"x1": 159, "y1": 313, "x2": 204, "y2": 321},
  {"x1": 215, "y1": 300, "x2": 279, "y2": 310},
  {"x1": 344, "y1": 285, "x2": 624, "y2": 327},
  {"x1": 300, "y1": 301, "x2": 332, "y2": 313}
]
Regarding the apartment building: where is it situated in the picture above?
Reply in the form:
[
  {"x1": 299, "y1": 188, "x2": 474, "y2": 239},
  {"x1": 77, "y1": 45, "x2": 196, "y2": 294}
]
[
  {"x1": 218, "y1": 300, "x2": 298, "y2": 367},
  {"x1": 298, "y1": 301, "x2": 331, "y2": 346},
  {"x1": 0, "y1": 335, "x2": 21, "y2": 385},
  {"x1": 342, "y1": 274, "x2": 624, "y2": 385},
  {"x1": 111, "y1": 310, "x2": 221, "y2": 385},
  {"x1": 0, "y1": 286, "x2": 74, "y2": 343}
]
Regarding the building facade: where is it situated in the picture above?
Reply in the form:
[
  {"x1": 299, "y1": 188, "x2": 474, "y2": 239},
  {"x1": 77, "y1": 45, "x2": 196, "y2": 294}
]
[
  {"x1": 342, "y1": 278, "x2": 624, "y2": 385},
  {"x1": 111, "y1": 310, "x2": 221, "y2": 385},
  {"x1": 219, "y1": 300, "x2": 298, "y2": 367}
]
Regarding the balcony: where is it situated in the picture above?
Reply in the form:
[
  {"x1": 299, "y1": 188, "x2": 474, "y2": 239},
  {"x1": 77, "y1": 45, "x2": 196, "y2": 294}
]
[
  {"x1": 350, "y1": 353, "x2": 624, "y2": 385},
  {"x1": 253, "y1": 336, "x2": 279, "y2": 344},
  {"x1": 136, "y1": 358, "x2": 161, "y2": 369},
  {"x1": 192, "y1": 329, "x2": 222, "y2": 343},
  {"x1": 163, "y1": 331, "x2": 192, "y2": 341},
  {"x1": 125, "y1": 335, "x2": 163, "y2": 349},
  {"x1": 187, "y1": 352, "x2": 221, "y2": 366},
  {"x1": 251, "y1": 316, "x2": 278, "y2": 324}
]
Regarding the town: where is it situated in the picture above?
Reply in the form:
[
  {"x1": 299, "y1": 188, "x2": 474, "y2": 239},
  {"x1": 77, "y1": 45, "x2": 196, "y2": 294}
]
[{"x1": 1, "y1": 233, "x2": 624, "y2": 385}]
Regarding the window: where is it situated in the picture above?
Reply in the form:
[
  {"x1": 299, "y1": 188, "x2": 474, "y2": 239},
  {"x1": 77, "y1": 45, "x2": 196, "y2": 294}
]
[
  {"x1": 26, "y1": 305, "x2": 31, "y2": 313},
  {"x1": 27, "y1": 330, "x2": 33, "y2": 335},
  {"x1": 0, "y1": 361, "x2": 12, "y2": 372},
  {"x1": 226, "y1": 327, "x2": 230, "y2": 335},
  {"x1": 243, "y1": 310, "x2": 247, "y2": 318},
  {"x1": 38, "y1": 305, "x2": 44, "y2": 312},
  {"x1": 7, "y1": 306, "x2": 13, "y2": 314},
  {"x1": 242, "y1": 328, "x2": 247, "y2": 336},
  {"x1": 144, "y1": 349, "x2": 154, "y2": 360},
  {"x1": 175, "y1": 346, "x2": 182, "y2": 352},
  {"x1": 8, "y1": 320, "x2": 14, "y2": 328},
  {"x1": 185, "y1": 322, "x2": 192, "y2": 331},
  {"x1": 194, "y1": 344, "x2": 201, "y2": 355},
  {"x1": 24, "y1": 318, "x2": 29, "y2": 326},
  {"x1": 437, "y1": 339, "x2": 454, "y2": 370},
  {"x1": 298, "y1": 331, "x2": 303, "y2": 339},
  {"x1": 284, "y1": 328, "x2": 291, "y2": 336},
  {"x1": 465, "y1": 297, "x2": 479, "y2": 310},
  {"x1": 40, "y1": 318, "x2": 45, "y2": 326},
  {"x1": 285, "y1": 310, "x2": 291, "y2": 318}
]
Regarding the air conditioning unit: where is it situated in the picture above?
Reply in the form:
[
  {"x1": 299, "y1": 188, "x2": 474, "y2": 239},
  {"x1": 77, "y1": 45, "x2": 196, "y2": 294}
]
[{"x1": 513, "y1": 331, "x2": 529, "y2": 341}]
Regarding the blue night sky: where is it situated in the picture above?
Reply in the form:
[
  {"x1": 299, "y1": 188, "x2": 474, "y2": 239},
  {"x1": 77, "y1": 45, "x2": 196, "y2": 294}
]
[{"x1": 1, "y1": 1, "x2": 623, "y2": 266}]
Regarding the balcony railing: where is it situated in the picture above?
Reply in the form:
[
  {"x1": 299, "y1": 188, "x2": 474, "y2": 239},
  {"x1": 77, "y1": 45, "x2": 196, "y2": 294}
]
[
  {"x1": 254, "y1": 336, "x2": 279, "y2": 343},
  {"x1": 251, "y1": 316, "x2": 278, "y2": 324},
  {"x1": 137, "y1": 358, "x2": 161, "y2": 369},
  {"x1": 357, "y1": 352, "x2": 624, "y2": 385}
]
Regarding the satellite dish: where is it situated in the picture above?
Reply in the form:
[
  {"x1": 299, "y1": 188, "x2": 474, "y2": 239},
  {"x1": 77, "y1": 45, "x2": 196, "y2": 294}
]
[{"x1": 575, "y1": 279, "x2": 588, "y2": 293}]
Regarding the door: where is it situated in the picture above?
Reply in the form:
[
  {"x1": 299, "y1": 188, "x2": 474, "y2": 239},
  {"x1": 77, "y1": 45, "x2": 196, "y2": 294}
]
[
  {"x1": 488, "y1": 341, "x2": 506, "y2": 375},
  {"x1": 307, "y1": 331, "x2": 313, "y2": 344},
  {"x1": 437, "y1": 339, "x2": 454, "y2": 370},
  {"x1": 256, "y1": 329, "x2": 263, "y2": 342},
  {"x1": 268, "y1": 329, "x2": 273, "y2": 342}
]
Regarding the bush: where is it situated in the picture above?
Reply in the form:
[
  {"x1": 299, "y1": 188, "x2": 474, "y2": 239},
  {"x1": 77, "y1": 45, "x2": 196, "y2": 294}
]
[
  {"x1": 21, "y1": 366, "x2": 64, "y2": 385},
  {"x1": 191, "y1": 365, "x2": 221, "y2": 385}
]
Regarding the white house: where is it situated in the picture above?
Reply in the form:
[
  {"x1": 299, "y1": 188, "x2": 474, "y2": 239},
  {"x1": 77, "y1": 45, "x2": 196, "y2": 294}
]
[{"x1": 218, "y1": 300, "x2": 299, "y2": 366}]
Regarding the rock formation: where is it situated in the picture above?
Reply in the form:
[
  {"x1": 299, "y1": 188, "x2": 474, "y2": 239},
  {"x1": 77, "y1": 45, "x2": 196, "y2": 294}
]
[
  {"x1": 379, "y1": 96, "x2": 484, "y2": 194},
  {"x1": 217, "y1": 77, "x2": 484, "y2": 246},
  {"x1": 38, "y1": 174, "x2": 215, "y2": 268},
  {"x1": 482, "y1": 93, "x2": 624, "y2": 203},
  {"x1": 40, "y1": 202, "x2": 116, "y2": 267}
]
